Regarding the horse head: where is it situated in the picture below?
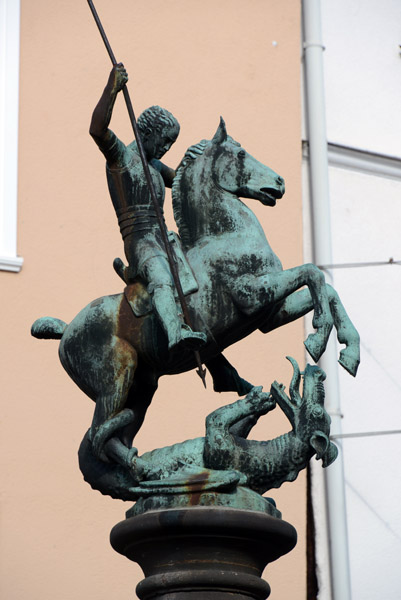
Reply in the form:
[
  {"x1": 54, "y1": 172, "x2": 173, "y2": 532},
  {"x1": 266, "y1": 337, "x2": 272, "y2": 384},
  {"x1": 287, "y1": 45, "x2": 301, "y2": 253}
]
[
  {"x1": 172, "y1": 118, "x2": 286, "y2": 247},
  {"x1": 210, "y1": 117, "x2": 285, "y2": 206}
]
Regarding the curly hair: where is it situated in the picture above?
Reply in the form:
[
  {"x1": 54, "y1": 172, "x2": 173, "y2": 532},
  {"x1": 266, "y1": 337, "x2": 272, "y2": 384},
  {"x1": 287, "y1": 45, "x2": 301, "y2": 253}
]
[{"x1": 137, "y1": 105, "x2": 179, "y2": 136}]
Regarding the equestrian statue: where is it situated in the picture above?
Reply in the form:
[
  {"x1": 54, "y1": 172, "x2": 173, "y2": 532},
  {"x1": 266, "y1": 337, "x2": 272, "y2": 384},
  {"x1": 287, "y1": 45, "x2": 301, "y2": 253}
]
[{"x1": 32, "y1": 63, "x2": 360, "y2": 511}]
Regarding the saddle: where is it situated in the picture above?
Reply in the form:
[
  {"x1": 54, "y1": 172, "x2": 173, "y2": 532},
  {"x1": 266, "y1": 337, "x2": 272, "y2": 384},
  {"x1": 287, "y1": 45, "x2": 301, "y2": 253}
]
[{"x1": 114, "y1": 231, "x2": 199, "y2": 318}]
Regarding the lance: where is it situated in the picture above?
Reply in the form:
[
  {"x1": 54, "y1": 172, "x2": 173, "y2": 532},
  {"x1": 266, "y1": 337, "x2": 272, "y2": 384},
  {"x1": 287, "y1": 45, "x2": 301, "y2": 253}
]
[{"x1": 87, "y1": 0, "x2": 207, "y2": 388}]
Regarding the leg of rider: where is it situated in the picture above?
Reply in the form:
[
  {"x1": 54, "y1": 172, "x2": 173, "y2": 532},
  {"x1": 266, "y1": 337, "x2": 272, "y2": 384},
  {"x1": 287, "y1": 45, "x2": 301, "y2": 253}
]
[
  {"x1": 152, "y1": 283, "x2": 182, "y2": 348},
  {"x1": 142, "y1": 256, "x2": 182, "y2": 348},
  {"x1": 143, "y1": 256, "x2": 206, "y2": 350}
]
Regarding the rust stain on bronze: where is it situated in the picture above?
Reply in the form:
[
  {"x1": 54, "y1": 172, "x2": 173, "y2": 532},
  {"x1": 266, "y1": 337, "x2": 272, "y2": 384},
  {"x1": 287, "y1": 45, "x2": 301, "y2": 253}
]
[
  {"x1": 117, "y1": 292, "x2": 143, "y2": 343},
  {"x1": 187, "y1": 470, "x2": 210, "y2": 506}
]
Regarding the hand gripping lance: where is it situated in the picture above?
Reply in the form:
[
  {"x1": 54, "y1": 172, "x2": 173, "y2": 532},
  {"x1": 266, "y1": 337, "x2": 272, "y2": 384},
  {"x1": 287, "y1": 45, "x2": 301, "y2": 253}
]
[{"x1": 87, "y1": 0, "x2": 207, "y2": 387}]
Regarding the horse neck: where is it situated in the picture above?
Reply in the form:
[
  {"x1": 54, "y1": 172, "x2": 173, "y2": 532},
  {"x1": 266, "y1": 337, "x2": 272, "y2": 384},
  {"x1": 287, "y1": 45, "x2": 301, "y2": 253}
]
[{"x1": 187, "y1": 181, "x2": 266, "y2": 242}]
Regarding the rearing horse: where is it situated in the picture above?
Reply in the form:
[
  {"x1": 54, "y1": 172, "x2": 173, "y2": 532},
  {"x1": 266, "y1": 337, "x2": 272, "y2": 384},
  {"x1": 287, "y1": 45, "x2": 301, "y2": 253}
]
[{"x1": 32, "y1": 118, "x2": 359, "y2": 466}]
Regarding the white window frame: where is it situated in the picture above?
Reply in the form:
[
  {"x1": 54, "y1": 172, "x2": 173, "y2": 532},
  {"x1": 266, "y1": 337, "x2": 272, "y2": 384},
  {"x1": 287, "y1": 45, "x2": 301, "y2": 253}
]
[{"x1": 0, "y1": 0, "x2": 23, "y2": 272}]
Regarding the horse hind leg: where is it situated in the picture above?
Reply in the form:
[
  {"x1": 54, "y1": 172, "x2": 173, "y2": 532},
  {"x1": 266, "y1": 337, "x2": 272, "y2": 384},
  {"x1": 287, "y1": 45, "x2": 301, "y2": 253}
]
[
  {"x1": 117, "y1": 372, "x2": 159, "y2": 451},
  {"x1": 90, "y1": 341, "x2": 138, "y2": 460},
  {"x1": 98, "y1": 370, "x2": 159, "y2": 470},
  {"x1": 92, "y1": 406, "x2": 135, "y2": 462}
]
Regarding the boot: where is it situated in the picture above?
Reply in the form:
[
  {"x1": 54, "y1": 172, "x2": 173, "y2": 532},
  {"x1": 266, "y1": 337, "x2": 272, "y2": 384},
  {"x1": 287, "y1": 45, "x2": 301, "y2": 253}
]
[{"x1": 152, "y1": 285, "x2": 206, "y2": 351}]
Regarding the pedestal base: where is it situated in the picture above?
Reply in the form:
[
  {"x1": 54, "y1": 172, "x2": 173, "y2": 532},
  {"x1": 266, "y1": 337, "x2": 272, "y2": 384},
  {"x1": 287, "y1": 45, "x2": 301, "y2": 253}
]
[{"x1": 110, "y1": 507, "x2": 297, "y2": 599}]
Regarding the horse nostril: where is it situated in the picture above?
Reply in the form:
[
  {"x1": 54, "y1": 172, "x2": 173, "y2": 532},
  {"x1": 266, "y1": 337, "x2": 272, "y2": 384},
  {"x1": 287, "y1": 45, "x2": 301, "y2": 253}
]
[{"x1": 276, "y1": 176, "x2": 284, "y2": 186}]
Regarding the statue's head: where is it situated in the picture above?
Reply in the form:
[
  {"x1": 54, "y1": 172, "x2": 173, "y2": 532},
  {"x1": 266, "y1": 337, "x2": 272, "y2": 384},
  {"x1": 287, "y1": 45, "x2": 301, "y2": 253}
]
[{"x1": 137, "y1": 105, "x2": 180, "y2": 160}]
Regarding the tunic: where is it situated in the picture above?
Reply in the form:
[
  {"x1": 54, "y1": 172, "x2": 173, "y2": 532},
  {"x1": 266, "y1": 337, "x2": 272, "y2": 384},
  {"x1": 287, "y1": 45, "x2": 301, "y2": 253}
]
[{"x1": 104, "y1": 132, "x2": 169, "y2": 282}]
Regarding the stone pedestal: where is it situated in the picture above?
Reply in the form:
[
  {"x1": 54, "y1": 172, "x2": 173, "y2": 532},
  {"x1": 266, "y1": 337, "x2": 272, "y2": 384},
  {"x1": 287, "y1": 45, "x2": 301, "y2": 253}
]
[{"x1": 110, "y1": 507, "x2": 297, "y2": 599}]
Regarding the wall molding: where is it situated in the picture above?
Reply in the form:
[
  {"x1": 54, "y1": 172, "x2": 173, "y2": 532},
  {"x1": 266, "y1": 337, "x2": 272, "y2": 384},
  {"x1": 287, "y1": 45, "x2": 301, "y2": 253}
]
[
  {"x1": 0, "y1": 255, "x2": 24, "y2": 272},
  {"x1": 303, "y1": 140, "x2": 401, "y2": 181}
]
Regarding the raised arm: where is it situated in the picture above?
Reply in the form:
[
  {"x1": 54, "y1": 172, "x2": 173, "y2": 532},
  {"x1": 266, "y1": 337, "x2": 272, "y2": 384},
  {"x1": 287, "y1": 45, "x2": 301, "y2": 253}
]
[{"x1": 89, "y1": 64, "x2": 127, "y2": 164}]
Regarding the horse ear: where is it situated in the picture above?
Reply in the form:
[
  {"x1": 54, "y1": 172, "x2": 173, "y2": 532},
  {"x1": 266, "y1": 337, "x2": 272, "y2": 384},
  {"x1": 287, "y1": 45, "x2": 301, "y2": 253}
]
[{"x1": 212, "y1": 117, "x2": 228, "y2": 144}]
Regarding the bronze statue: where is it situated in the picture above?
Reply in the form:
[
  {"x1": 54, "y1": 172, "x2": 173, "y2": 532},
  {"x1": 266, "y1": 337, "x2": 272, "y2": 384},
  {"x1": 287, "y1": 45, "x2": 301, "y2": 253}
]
[
  {"x1": 32, "y1": 118, "x2": 359, "y2": 481},
  {"x1": 32, "y1": 1, "x2": 360, "y2": 515}
]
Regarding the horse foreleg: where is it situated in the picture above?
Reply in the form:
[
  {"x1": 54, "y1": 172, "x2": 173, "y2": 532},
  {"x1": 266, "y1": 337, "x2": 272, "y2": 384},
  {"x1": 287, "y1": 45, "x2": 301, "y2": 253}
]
[
  {"x1": 235, "y1": 264, "x2": 333, "y2": 362},
  {"x1": 325, "y1": 284, "x2": 360, "y2": 375},
  {"x1": 260, "y1": 285, "x2": 360, "y2": 376}
]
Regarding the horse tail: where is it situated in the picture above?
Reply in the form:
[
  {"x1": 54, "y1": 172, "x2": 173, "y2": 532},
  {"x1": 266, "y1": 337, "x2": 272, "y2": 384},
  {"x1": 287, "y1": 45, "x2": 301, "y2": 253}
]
[{"x1": 31, "y1": 316, "x2": 67, "y2": 340}]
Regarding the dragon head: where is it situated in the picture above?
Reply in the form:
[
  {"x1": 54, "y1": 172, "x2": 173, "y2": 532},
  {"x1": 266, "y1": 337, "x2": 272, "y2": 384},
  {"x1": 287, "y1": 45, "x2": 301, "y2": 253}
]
[{"x1": 270, "y1": 357, "x2": 338, "y2": 468}]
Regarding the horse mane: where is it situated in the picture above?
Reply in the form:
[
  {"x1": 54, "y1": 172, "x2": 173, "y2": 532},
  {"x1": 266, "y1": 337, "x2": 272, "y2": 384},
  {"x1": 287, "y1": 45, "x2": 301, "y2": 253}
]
[{"x1": 172, "y1": 139, "x2": 208, "y2": 249}]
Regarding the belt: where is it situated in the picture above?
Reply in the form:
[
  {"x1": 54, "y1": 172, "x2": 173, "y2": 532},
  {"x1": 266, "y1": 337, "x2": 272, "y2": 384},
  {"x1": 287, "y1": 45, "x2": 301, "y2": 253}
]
[{"x1": 117, "y1": 207, "x2": 163, "y2": 240}]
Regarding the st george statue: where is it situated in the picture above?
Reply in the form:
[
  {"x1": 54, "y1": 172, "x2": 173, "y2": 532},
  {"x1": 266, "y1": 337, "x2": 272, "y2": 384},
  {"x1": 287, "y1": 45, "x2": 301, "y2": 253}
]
[
  {"x1": 89, "y1": 63, "x2": 206, "y2": 353},
  {"x1": 32, "y1": 49, "x2": 360, "y2": 506}
]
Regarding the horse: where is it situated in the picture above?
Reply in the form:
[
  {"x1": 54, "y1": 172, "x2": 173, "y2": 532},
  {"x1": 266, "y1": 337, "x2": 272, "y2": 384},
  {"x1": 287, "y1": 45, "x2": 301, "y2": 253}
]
[{"x1": 32, "y1": 117, "x2": 360, "y2": 468}]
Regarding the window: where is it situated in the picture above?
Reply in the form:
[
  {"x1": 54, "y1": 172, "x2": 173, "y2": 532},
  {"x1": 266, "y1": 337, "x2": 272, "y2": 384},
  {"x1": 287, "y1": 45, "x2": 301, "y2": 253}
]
[{"x1": 0, "y1": 0, "x2": 23, "y2": 271}]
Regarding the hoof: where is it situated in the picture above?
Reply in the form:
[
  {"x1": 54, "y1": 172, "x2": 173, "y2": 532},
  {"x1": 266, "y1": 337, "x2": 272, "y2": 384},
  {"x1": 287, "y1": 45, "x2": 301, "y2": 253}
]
[
  {"x1": 339, "y1": 349, "x2": 360, "y2": 377},
  {"x1": 304, "y1": 334, "x2": 324, "y2": 363}
]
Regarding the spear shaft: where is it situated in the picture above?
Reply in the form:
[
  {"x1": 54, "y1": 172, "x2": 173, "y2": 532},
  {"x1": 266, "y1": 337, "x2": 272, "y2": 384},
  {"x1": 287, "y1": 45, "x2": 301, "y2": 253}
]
[{"x1": 87, "y1": 0, "x2": 206, "y2": 387}]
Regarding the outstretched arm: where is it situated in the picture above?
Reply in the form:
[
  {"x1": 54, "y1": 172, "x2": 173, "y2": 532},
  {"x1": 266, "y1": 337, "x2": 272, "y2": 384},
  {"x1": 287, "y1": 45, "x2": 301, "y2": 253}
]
[{"x1": 89, "y1": 64, "x2": 127, "y2": 164}]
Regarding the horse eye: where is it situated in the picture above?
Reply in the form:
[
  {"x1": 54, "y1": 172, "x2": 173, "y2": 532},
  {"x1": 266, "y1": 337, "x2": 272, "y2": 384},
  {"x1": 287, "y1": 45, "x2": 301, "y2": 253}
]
[{"x1": 238, "y1": 150, "x2": 246, "y2": 159}]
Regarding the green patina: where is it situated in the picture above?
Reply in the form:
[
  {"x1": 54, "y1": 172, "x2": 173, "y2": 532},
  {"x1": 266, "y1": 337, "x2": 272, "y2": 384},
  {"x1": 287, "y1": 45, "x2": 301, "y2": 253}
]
[{"x1": 32, "y1": 67, "x2": 360, "y2": 515}]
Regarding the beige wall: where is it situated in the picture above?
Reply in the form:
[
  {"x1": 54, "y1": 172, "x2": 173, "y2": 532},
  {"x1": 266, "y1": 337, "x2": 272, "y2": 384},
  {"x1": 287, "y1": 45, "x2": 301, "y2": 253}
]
[{"x1": 1, "y1": 1, "x2": 305, "y2": 598}]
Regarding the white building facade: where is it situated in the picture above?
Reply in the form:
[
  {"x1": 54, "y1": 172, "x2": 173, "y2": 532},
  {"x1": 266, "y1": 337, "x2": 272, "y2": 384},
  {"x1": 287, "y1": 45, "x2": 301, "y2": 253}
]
[{"x1": 303, "y1": 1, "x2": 401, "y2": 598}]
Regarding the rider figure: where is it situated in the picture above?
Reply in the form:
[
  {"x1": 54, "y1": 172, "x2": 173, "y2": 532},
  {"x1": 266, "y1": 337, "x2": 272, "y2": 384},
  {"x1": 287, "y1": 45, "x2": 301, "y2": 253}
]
[{"x1": 90, "y1": 64, "x2": 206, "y2": 352}]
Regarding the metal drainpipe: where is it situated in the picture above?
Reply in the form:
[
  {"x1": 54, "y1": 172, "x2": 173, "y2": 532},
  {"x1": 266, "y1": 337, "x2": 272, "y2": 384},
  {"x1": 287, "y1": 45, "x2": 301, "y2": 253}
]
[{"x1": 302, "y1": 1, "x2": 352, "y2": 599}]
